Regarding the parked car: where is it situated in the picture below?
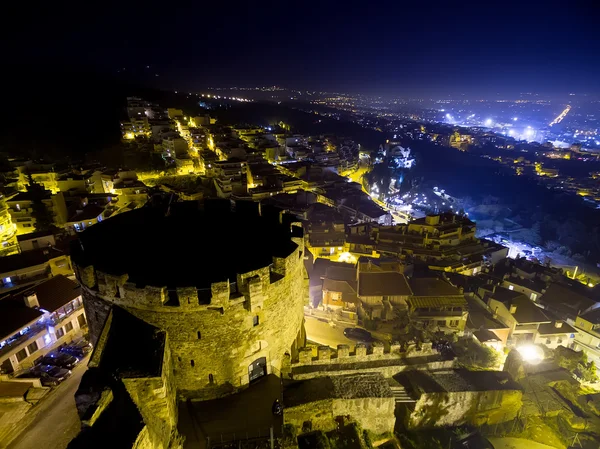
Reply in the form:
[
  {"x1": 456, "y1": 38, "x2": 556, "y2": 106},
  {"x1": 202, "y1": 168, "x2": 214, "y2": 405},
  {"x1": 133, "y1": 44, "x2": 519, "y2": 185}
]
[
  {"x1": 343, "y1": 327, "x2": 375, "y2": 342},
  {"x1": 38, "y1": 352, "x2": 79, "y2": 369},
  {"x1": 15, "y1": 365, "x2": 70, "y2": 386},
  {"x1": 59, "y1": 340, "x2": 92, "y2": 359},
  {"x1": 37, "y1": 364, "x2": 72, "y2": 383}
]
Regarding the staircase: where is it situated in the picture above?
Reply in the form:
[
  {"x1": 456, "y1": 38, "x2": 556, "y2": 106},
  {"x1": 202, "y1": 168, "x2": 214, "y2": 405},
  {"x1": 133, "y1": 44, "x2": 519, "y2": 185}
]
[{"x1": 389, "y1": 385, "x2": 416, "y2": 403}]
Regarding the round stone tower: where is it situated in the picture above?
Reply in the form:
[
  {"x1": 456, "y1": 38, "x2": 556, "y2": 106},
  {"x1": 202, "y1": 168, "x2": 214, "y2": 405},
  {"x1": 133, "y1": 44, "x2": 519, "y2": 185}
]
[{"x1": 71, "y1": 200, "x2": 307, "y2": 399}]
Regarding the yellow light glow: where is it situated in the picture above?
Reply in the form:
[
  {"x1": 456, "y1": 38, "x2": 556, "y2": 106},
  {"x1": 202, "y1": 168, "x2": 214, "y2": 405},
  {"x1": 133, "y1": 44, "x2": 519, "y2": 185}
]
[
  {"x1": 337, "y1": 252, "x2": 356, "y2": 264},
  {"x1": 588, "y1": 283, "x2": 595, "y2": 288},
  {"x1": 124, "y1": 132, "x2": 135, "y2": 140},
  {"x1": 516, "y1": 344, "x2": 544, "y2": 365}
]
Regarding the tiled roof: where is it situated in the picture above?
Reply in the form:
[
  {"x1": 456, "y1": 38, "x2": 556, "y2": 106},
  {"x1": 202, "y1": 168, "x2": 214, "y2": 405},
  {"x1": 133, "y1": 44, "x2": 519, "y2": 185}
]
[
  {"x1": 22, "y1": 275, "x2": 81, "y2": 312},
  {"x1": 409, "y1": 296, "x2": 467, "y2": 308},
  {"x1": 537, "y1": 321, "x2": 577, "y2": 335},
  {"x1": 0, "y1": 300, "x2": 43, "y2": 340},
  {"x1": 358, "y1": 271, "x2": 412, "y2": 297},
  {"x1": 409, "y1": 278, "x2": 462, "y2": 297}
]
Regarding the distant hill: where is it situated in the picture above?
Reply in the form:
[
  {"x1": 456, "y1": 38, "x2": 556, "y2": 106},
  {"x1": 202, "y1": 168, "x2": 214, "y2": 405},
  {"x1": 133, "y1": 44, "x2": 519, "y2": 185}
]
[{"x1": 0, "y1": 67, "x2": 199, "y2": 160}]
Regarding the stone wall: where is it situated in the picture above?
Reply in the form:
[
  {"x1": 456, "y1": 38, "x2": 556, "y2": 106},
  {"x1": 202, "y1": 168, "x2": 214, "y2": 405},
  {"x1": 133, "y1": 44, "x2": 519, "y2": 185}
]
[
  {"x1": 407, "y1": 389, "x2": 523, "y2": 429},
  {"x1": 333, "y1": 398, "x2": 395, "y2": 434},
  {"x1": 76, "y1": 237, "x2": 307, "y2": 400},
  {"x1": 284, "y1": 397, "x2": 395, "y2": 435},
  {"x1": 284, "y1": 399, "x2": 335, "y2": 433}
]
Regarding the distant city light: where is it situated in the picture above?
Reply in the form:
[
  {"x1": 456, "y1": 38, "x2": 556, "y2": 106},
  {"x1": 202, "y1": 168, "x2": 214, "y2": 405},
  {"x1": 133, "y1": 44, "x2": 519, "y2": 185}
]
[
  {"x1": 485, "y1": 119, "x2": 493, "y2": 126},
  {"x1": 513, "y1": 117, "x2": 518, "y2": 121}
]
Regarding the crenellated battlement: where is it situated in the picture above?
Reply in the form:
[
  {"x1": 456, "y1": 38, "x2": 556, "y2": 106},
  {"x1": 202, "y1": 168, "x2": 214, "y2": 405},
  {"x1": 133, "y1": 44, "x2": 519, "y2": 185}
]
[
  {"x1": 75, "y1": 248, "x2": 300, "y2": 313},
  {"x1": 295, "y1": 341, "x2": 437, "y2": 366}
]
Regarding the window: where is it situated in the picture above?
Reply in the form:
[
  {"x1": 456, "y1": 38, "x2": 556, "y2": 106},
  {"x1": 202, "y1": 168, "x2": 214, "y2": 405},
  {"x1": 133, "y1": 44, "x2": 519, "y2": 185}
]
[
  {"x1": 437, "y1": 320, "x2": 446, "y2": 326},
  {"x1": 546, "y1": 338, "x2": 552, "y2": 345},
  {"x1": 4, "y1": 277, "x2": 11, "y2": 284},
  {"x1": 209, "y1": 374, "x2": 214, "y2": 384},
  {"x1": 530, "y1": 293, "x2": 537, "y2": 301},
  {"x1": 449, "y1": 320, "x2": 460, "y2": 327},
  {"x1": 253, "y1": 316, "x2": 259, "y2": 327},
  {"x1": 56, "y1": 327, "x2": 65, "y2": 338},
  {"x1": 23, "y1": 224, "x2": 32, "y2": 228},
  {"x1": 508, "y1": 285, "x2": 514, "y2": 291},
  {"x1": 77, "y1": 314, "x2": 86, "y2": 328},
  {"x1": 27, "y1": 341, "x2": 38, "y2": 355},
  {"x1": 16, "y1": 348, "x2": 28, "y2": 362},
  {"x1": 190, "y1": 360, "x2": 195, "y2": 367},
  {"x1": 65, "y1": 322, "x2": 74, "y2": 333},
  {"x1": 197, "y1": 331, "x2": 201, "y2": 340},
  {"x1": 557, "y1": 338, "x2": 563, "y2": 344}
]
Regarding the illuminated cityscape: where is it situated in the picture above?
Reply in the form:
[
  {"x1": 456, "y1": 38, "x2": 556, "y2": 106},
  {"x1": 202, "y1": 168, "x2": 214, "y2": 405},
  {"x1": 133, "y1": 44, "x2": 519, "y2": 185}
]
[{"x1": 1, "y1": 3, "x2": 600, "y2": 449}]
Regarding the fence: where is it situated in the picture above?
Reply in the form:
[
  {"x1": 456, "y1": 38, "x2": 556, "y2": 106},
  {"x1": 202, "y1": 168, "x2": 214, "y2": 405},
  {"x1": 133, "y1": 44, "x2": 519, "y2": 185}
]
[{"x1": 207, "y1": 427, "x2": 278, "y2": 449}]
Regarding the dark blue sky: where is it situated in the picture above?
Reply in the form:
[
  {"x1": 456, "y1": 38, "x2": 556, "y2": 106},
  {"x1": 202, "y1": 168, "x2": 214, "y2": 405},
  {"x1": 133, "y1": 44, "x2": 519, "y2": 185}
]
[{"x1": 5, "y1": 1, "x2": 600, "y2": 97}]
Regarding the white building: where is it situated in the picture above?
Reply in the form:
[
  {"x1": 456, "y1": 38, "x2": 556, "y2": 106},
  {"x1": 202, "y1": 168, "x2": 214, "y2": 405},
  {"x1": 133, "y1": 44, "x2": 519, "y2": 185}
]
[{"x1": 0, "y1": 275, "x2": 86, "y2": 374}]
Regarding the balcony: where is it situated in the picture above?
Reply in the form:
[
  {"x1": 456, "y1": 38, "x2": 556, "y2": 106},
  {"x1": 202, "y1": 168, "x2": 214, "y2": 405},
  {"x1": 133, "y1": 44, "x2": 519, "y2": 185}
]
[
  {"x1": 49, "y1": 300, "x2": 84, "y2": 326},
  {"x1": 413, "y1": 309, "x2": 465, "y2": 319},
  {"x1": 0, "y1": 322, "x2": 47, "y2": 359}
]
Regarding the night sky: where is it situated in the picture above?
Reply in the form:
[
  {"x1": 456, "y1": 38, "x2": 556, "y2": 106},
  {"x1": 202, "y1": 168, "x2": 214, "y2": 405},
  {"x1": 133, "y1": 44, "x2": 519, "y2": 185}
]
[{"x1": 4, "y1": 1, "x2": 600, "y2": 96}]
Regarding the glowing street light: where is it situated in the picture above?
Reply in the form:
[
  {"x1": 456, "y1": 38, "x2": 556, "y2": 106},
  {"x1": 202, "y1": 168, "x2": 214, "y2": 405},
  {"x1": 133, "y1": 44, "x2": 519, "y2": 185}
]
[{"x1": 516, "y1": 344, "x2": 544, "y2": 365}]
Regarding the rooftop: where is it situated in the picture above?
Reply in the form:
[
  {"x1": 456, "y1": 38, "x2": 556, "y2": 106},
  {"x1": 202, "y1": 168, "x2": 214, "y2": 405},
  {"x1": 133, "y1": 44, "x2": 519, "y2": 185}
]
[
  {"x1": 283, "y1": 373, "x2": 392, "y2": 407},
  {"x1": 21, "y1": 275, "x2": 81, "y2": 312},
  {"x1": 489, "y1": 288, "x2": 550, "y2": 324},
  {"x1": 409, "y1": 278, "x2": 462, "y2": 297},
  {"x1": 358, "y1": 271, "x2": 412, "y2": 297},
  {"x1": 0, "y1": 247, "x2": 62, "y2": 274},
  {"x1": 399, "y1": 369, "x2": 521, "y2": 394},
  {"x1": 0, "y1": 300, "x2": 43, "y2": 340},
  {"x1": 537, "y1": 321, "x2": 577, "y2": 335},
  {"x1": 16, "y1": 230, "x2": 55, "y2": 242},
  {"x1": 68, "y1": 205, "x2": 105, "y2": 223},
  {"x1": 72, "y1": 200, "x2": 299, "y2": 289},
  {"x1": 8, "y1": 191, "x2": 52, "y2": 202},
  {"x1": 540, "y1": 283, "x2": 597, "y2": 319}
]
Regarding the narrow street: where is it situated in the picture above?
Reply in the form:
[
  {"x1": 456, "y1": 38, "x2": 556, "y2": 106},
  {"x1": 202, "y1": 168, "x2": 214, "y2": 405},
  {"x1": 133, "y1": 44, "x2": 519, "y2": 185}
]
[
  {"x1": 5, "y1": 360, "x2": 88, "y2": 449},
  {"x1": 304, "y1": 315, "x2": 356, "y2": 349}
]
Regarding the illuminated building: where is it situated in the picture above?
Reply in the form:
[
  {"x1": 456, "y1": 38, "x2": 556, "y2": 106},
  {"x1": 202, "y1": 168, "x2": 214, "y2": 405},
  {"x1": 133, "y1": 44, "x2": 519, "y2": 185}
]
[
  {"x1": 167, "y1": 108, "x2": 184, "y2": 119},
  {"x1": 0, "y1": 275, "x2": 86, "y2": 375},
  {"x1": 120, "y1": 116, "x2": 151, "y2": 140},
  {"x1": 161, "y1": 135, "x2": 189, "y2": 156},
  {"x1": 479, "y1": 286, "x2": 551, "y2": 346},
  {"x1": 406, "y1": 278, "x2": 468, "y2": 332},
  {"x1": 573, "y1": 309, "x2": 600, "y2": 372},
  {"x1": 71, "y1": 200, "x2": 307, "y2": 399},
  {"x1": 6, "y1": 191, "x2": 68, "y2": 234},
  {"x1": 449, "y1": 131, "x2": 472, "y2": 151},
  {"x1": 213, "y1": 158, "x2": 247, "y2": 198},
  {"x1": 0, "y1": 195, "x2": 17, "y2": 252}
]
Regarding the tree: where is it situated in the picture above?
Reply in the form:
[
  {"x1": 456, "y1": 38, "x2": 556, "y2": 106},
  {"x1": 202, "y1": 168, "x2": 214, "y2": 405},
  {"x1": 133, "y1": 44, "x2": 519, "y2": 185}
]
[{"x1": 26, "y1": 174, "x2": 55, "y2": 232}]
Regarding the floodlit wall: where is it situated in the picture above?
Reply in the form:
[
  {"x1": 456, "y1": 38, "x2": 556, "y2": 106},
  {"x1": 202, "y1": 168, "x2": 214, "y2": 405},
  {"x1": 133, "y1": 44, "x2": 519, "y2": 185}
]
[{"x1": 76, "y1": 237, "x2": 307, "y2": 399}]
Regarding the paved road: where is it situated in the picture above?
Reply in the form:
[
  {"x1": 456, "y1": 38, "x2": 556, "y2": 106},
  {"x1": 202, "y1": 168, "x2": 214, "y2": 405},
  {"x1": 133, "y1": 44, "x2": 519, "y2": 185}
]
[
  {"x1": 304, "y1": 315, "x2": 356, "y2": 349},
  {"x1": 6, "y1": 360, "x2": 87, "y2": 449}
]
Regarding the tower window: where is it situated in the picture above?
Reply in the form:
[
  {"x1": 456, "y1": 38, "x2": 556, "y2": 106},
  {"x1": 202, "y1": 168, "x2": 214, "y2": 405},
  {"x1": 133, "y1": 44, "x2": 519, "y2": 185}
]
[
  {"x1": 209, "y1": 374, "x2": 214, "y2": 384},
  {"x1": 253, "y1": 316, "x2": 259, "y2": 327},
  {"x1": 197, "y1": 331, "x2": 201, "y2": 339},
  {"x1": 190, "y1": 360, "x2": 195, "y2": 367}
]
